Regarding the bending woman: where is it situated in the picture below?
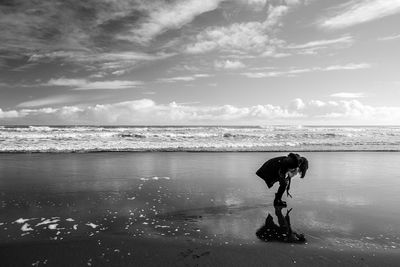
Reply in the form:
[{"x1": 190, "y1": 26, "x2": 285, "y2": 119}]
[{"x1": 256, "y1": 153, "x2": 308, "y2": 207}]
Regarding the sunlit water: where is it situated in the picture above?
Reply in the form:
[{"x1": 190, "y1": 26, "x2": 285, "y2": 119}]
[{"x1": 0, "y1": 152, "x2": 400, "y2": 252}]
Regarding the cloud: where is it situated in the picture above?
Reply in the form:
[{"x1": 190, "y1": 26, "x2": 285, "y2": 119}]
[
  {"x1": 142, "y1": 91, "x2": 156, "y2": 95},
  {"x1": 0, "y1": 82, "x2": 11, "y2": 87},
  {"x1": 3, "y1": 98, "x2": 400, "y2": 125},
  {"x1": 323, "y1": 63, "x2": 371, "y2": 71},
  {"x1": 46, "y1": 78, "x2": 87, "y2": 87},
  {"x1": 194, "y1": 74, "x2": 212, "y2": 78},
  {"x1": 320, "y1": 0, "x2": 400, "y2": 29},
  {"x1": 284, "y1": 35, "x2": 354, "y2": 55},
  {"x1": 185, "y1": 5, "x2": 290, "y2": 54},
  {"x1": 158, "y1": 74, "x2": 212, "y2": 83},
  {"x1": 0, "y1": 0, "x2": 116, "y2": 53},
  {"x1": 185, "y1": 21, "x2": 273, "y2": 54},
  {"x1": 0, "y1": 0, "x2": 176, "y2": 76},
  {"x1": 289, "y1": 98, "x2": 306, "y2": 110},
  {"x1": 30, "y1": 51, "x2": 172, "y2": 63},
  {"x1": 0, "y1": 99, "x2": 301, "y2": 124},
  {"x1": 215, "y1": 60, "x2": 246, "y2": 69},
  {"x1": 73, "y1": 81, "x2": 143, "y2": 90},
  {"x1": 29, "y1": 51, "x2": 174, "y2": 74},
  {"x1": 112, "y1": 70, "x2": 128, "y2": 76},
  {"x1": 44, "y1": 78, "x2": 142, "y2": 90},
  {"x1": 118, "y1": 0, "x2": 223, "y2": 44},
  {"x1": 378, "y1": 33, "x2": 400, "y2": 41},
  {"x1": 17, "y1": 95, "x2": 81, "y2": 108},
  {"x1": 0, "y1": 0, "x2": 297, "y2": 57},
  {"x1": 330, "y1": 92, "x2": 366, "y2": 98},
  {"x1": 287, "y1": 36, "x2": 354, "y2": 49},
  {"x1": 242, "y1": 63, "x2": 371, "y2": 78},
  {"x1": 159, "y1": 76, "x2": 196, "y2": 82},
  {"x1": 0, "y1": 108, "x2": 20, "y2": 119},
  {"x1": 261, "y1": 50, "x2": 291, "y2": 58},
  {"x1": 241, "y1": 72, "x2": 272, "y2": 78},
  {"x1": 238, "y1": 0, "x2": 268, "y2": 10},
  {"x1": 289, "y1": 99, "x2": 400, "y2": 124}
]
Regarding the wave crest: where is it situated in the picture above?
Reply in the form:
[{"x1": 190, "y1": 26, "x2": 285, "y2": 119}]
[{"x1": 1, "y1": 126, "x2": 399, "y2": 152}]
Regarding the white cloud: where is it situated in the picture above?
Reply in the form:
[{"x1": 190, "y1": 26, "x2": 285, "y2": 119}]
[
  {"x1": 112, "y1": 70, "x2": 127, "y2": 76},
  {"x1": 185, "y1": 5, "x2": 290, "y2": 55},
  {"x1": 238, "y1": 0, "x2": 268, "y2": 10},
  {"x1": 378, "y1": 33, "x2": 400, "y2": 41},
  {"x1": 17, "y1": 95, "x2": 80, "y2": 108},
  {"x1": 46, "y1": 78, "x2": 87, "y2": 87},
  {"x1": 159, "y1": 76, "x2": 196, "y2": 82},
  {"x1": 185, "y1": 21, "x2": 272, "y2": 54},
  {"x1": 285, "y1": 35, "x2": 354, "y2": 55},
  {"x1": 309, "y1": 100, "x2": 326, "y2": 107},
  {"x1": 45, "y1": 78, "x2": 142, "y2": 90},
  {"x1": 2, "y1": 99, "x2": 302, "y2": 124},
  {"x1": 241, "y1": 72, "x2": 271, "y2": 78},
  {"x1": 320, "y1": 0, "x2": 400, "y2": 29},
  {"x1": 73, "y1": 81, "x2": 142, "y2": 90},
  {"x1": 330, "y1": 92, "x2": 366, "y2": 98},
  {"x1": 194, "y1": 74, "x2": 212, "y2": 78},
  {"x1": 263, "y1": 5, "x2": 290, "y2": 27},
  {"x1": 287, "y1": 36, "x2": 354, "y2": 49},
  {"x1": 29, "y1": 51, "x2": 168, "y2": 63},
  {"x1": 158, "y1": 74, "x2": 211, "y2": 83},
  {"x1": 261, "y1": 50, "x2": 291, "y2": 58},
  {"x1": 323, "y1": 63, "x2": 371, "y2": 71},
  {"x1": 242, "y1": 63, "x2": 371, "y2": 78},
  {"x1": 142, "y1": 91, "x2": 156, "y2": 95},
  {"x1": 119, "y1": 0, "x2": 223, "y2": 44},
  {"x1": 0, "y1": 108, "x2": 21, "y2": 119},
  {"x1": 3, "y1": 98, "x2": 400, "y2": 125},
  {"x1": 215, "y1": 60, "x2": 246, "y2": 69},
  {"x1": 289, "y1": 98, "x2": 306, "y2": 110},
  {"x1": 288, "y1": 99, "x2": 400, "y2": 124}
]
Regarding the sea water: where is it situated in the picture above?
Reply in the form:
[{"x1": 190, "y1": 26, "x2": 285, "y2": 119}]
[
  {"x1": 0, "y1": 125, "x2": 399, "y2": 152},
  {"x1": 1, "y1": 152, "x2": 400, "y2": 251}
]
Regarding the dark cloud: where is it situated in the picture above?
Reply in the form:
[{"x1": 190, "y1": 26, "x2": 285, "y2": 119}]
[
  {"x1": 0, "y1": 0, "x2": 144, "y2": 54},
  {"x1": 0, "y1": 0, "x2": 226, "y2": 79},
  {"x1": 95, "y1": 10, "x2": 145, "y2": 50},
  {"x1": 0, "y1": 0, "x2": 150, "y2": 77}
]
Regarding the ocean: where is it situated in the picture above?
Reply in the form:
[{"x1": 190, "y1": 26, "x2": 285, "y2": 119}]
[
  {"x1": 0, "y1": 125, "x2": 399, "y2": 152},
  {"x1": 1, "y1": 128, "x2": 400, "y2": 265}
]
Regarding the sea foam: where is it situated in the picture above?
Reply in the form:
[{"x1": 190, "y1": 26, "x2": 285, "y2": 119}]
[{"x1": 0, "y1": 126, "x2": 399, "y2": 152}]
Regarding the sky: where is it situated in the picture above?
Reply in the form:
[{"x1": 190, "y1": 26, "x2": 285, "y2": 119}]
[{"x1": 1, "y1": 0, "x2": 400, "y2": 125}]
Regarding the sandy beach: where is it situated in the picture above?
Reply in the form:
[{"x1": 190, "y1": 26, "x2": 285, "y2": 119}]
[
  {"x1": 1, "y1": 152, "x2": 400, "y2": 266},
  {"x1": 2, "y1": 0, "x2": 400, "y2": 265}
]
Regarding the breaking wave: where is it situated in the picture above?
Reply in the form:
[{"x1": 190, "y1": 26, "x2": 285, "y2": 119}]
[{"x1": 0, "y1": 125, "x2": 399, "y2": 152}]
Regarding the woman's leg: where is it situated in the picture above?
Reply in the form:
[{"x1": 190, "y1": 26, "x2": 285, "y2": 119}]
[{"x1": 274, "y1": 179, "x2": 288, "y2": 206}]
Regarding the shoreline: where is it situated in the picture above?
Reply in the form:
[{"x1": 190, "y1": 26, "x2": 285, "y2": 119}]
[{"x1": 2, "y1": 150, "x2": 400, "y2": 153}]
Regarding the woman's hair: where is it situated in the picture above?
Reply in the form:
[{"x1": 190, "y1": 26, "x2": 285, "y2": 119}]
[
  {"x1": 284, "y1": 153, "x2": 308, "y2": 178},
  {"x1": 282, "y1": 153, "x2": 300, "y2": 171},
  {"x1": 299, "y1": 157, "x2": 308, "y2": 178}
]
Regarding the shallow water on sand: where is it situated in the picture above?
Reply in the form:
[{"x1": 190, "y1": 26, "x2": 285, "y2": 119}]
[{"x1": 0, "y1": 152, "x2": 400, "y2": 253}]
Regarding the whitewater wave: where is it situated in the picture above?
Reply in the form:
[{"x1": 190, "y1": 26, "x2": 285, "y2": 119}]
[{"x1": 0, "y1": 126, "x2": 399, "y2": 152}]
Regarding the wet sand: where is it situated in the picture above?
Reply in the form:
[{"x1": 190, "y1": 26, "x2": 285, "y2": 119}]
[{"x1": 1, "y1": 152, "x2": 400, "y2": 266}]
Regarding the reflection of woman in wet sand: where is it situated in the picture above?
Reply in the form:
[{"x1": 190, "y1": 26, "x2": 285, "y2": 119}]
[
  {"x1": 256, "y1": 207, "x2": 306, "y2": 243},
  {"x1": 256, "y1": 153, "x2": 308, "y2": 207}
]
